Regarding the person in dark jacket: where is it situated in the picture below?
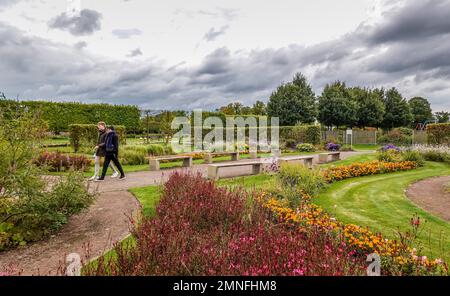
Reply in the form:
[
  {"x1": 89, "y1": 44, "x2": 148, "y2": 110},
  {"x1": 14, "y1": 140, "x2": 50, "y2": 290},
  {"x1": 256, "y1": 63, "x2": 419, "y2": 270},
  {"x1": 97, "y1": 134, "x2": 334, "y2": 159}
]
[
  {"x1": 89, "y1": 122, "x2": 119, "y2": 181},
  {"x1": 95, "y1": 126, "x2": 126, "y2": 181}
]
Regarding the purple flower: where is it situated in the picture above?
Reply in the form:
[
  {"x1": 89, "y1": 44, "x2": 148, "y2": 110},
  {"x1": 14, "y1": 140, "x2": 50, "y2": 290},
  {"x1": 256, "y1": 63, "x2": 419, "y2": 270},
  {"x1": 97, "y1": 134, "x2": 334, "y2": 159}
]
[
  {"x1": 326, "y1": 143, "x2": 341, "y2": 151},
  {"x1": 381, "y1": 144, "x2": 400, "y2": 152}
]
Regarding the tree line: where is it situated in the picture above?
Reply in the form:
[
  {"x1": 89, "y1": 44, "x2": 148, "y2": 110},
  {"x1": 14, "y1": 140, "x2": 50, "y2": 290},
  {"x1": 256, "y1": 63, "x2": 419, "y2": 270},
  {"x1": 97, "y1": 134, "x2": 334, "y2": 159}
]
[{"x1": 218, "y1": 73, "x2": 449, "y2": 129}]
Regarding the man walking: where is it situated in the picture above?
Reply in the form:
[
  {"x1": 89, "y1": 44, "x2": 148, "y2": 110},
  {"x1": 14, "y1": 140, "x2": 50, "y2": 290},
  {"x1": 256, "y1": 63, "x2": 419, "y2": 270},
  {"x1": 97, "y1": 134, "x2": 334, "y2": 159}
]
[
  {"x1": 96, "y1": 126, "x2": 126, "y2": 181},
  {"x1": 89, "y1": 122, "x2": 119, "y2": 181}
]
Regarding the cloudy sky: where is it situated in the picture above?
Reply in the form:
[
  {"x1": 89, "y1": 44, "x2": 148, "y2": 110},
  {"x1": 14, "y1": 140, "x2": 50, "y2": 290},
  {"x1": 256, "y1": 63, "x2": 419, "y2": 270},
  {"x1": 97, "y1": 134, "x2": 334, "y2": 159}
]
[{"x1": 0, "y1": 0, "x2": 449, "y2": 111}]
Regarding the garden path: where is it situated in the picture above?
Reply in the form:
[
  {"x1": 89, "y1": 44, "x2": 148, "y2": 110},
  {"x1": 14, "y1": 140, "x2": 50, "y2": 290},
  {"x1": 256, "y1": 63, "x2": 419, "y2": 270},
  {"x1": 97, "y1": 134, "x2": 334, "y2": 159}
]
[
  {"x1": 407, "y1": 176, "x2": 450, "y2": 222},
  {"x1": 0, "y1": 151, "x2": 364, "y2": 275}
]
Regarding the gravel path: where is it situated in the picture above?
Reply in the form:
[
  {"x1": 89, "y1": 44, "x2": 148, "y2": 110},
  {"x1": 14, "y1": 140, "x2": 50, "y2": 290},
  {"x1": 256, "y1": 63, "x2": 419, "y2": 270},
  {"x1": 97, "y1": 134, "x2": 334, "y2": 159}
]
[
  {"x1": 0, "y1": 151, "x2": 364, "y2": 275},
  {"x1": 407, "y1": 176, "x2": 450, "y2": 222}
]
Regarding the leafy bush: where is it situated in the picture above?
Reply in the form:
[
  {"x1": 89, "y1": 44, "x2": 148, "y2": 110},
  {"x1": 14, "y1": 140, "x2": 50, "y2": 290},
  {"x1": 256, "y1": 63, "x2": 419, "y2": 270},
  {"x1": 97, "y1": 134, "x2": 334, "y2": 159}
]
[
  {"x1": 409, "y1": 145, "x2": 450, "y2": 163},
  {"x1": 85, "y1": 173, "x2": 365, "y2": 276},
  {"x1": 120, "y1": 148, "x2": 147, "y2": 165},
  {"x1": 378, "y1": 129, "x2": 412, "y2": 146},
  {"x1": 296, "y1": 143, "x2": 316, "y2": 152},
  {"x1": 377, "y1": 150, "x2": 403, "y2": 162},
  {"x1": 0, "y1": 110, "x2": 94, "y2": 251},
  {"x1": 427, "y1": 123, "x2": 450, "y2": 145},
  {"x1": 69, "y1": 124, "x2": 126, "y2": 152},
  {"x1": 278, "y1": 163, "x2": 326, "y2": 200},
  {"x1": 35, "y1": 151, "x2": 92, "y2": 172},
  {"x1": 291, "y1": 125, "x2": 321, "y2": 145},
  {"x1": 401, "y1": 150, "x2": 425, "y2": 167},
  {"x1": 282, "y1": 138, "x2": 298, "y2": 150}
]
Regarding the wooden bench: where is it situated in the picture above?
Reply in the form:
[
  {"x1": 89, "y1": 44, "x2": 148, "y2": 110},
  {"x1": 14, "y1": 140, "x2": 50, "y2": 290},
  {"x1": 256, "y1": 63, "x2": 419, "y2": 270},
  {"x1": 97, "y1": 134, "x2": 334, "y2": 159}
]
[
  {"x1": 318, "y1": 152, "x2": 341, "y2": 164},
  {"x1": 148, "y1": 155, "x2": 193, "y2": 171},
  {"x1": 278, "y1": 155, "x2": 314, "y2": 168},
  {"x1": 204, "y1": 151, "x2": 240, "y2": 164},
  {"x1": 208, "y1": 161, "x2": 263, "y2": 180}
]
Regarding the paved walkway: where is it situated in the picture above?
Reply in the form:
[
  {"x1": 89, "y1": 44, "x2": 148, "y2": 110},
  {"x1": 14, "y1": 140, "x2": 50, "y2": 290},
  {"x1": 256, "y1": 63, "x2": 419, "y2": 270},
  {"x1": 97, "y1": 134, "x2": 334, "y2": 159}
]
[{"x1": 0, "y1": 151, "x2": 365, "y2": 275}]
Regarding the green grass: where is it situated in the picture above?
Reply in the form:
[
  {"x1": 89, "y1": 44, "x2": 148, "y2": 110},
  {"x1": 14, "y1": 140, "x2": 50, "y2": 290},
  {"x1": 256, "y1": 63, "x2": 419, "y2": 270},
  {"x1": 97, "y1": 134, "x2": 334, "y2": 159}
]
[
  {"x1": 320, "y1": 153, "x2": 377, "y2": 168},
  {"x1": 315, "y1": 161, "x2": 450, "y2": 261}
]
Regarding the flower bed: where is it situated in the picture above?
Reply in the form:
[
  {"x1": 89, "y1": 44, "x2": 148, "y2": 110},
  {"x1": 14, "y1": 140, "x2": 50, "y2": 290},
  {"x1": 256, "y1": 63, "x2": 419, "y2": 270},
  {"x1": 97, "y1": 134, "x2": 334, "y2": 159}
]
[
  {"x1": 35, "y1": 151, "x2": 92, "y2": 172},
  {"x1": 85, "y1": 173, "x2": 366, "y2": 276},
  {"x1": 322, "y1": 161, "x2": 418, "y2": 183}
]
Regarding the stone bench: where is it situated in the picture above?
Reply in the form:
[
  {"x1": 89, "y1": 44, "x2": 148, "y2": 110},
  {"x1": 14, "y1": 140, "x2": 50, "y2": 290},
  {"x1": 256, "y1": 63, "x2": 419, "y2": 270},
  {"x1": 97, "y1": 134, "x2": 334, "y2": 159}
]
[
  {"x1": 148, "y1": 155, "x2": 193, "y2": 171},
  {"x1": 318, "y1": 152, "x2": 341, "y2": 164},
  {"x1": 207, "y1": 161, "x2": 263, "y2": 180},
  {"x1": 204, "y1": 151, "x2": 240, "y2": 164},
  {"x1": 278, "y1": 155, "x2": 314, "y2": 168}
]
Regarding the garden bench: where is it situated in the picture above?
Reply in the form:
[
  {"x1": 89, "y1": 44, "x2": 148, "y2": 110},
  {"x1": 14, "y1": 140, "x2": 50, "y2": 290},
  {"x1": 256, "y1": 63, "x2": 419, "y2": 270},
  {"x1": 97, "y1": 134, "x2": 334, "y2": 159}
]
[
  {"x1": 278, "y1": 155, "x2": 314, "y2": 168},
  {"x1": 207, "y1": 161, "x2": 263, "y2": 180},
  {"x1": 318, "y1": 152, "x2": 341, "y2": 164},
  {"x1": 204, "y1": 151, "x2": 240, "y2": 164},
  {"x1": 148, "y1": 155, "x2": 193, "y2": 171}
]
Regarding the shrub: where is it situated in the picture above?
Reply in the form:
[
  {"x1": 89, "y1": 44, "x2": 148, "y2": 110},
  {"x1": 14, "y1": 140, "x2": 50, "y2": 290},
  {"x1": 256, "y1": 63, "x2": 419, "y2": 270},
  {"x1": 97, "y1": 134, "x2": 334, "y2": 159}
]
[
  {"x1": 278, "y1": 163, "x2": 326, "y2": 199},
  {"x1": 427, "y1": 123, "x2": 450, "y2": 145},
  {"x1": 35, "y1": 151, "x2": 92, "y2": 172},
  {"x1": 69, "y1": 124, "x2": 126, "y2": 152},
  {"x1": 120, "y1": 148, "x2": 147, "y2": 165},
  {"x1": 282, "y1": 138, "x2": 298, "y2": 149},
  {"x1": 85, "y1": 173, "x2": 365, "y2": 276},
  {"x1": 410, "y1": 145, "x2": 450, "y2": 162},
  {"x1": 291, "y1": 125, "x2": 321, "y2": 145},
  {"x1": 296, "y1": 143, "x2": 316, "y2": 152},
  {"x1": 377, "y1": 150, "x2": 403, "y2": 162},
  {"x1": 401, "y1": 150, "x2": 425, "y2": 167},
  {"x1": 325, "y1": 142, "x2": 341, "y2": 151},
  {"x1": 378, "y1": 129, "x2": 412, "y2": 146}
]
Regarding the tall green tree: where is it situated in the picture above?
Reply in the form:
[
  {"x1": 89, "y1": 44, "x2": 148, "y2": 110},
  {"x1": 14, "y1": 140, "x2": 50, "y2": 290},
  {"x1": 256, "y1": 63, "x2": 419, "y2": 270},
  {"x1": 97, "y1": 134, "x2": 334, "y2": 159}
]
[
  {"x1": 318, "y1": 81, "x2": 357, "y2": 128},
  {"x1": 251, "y1": 100, "x2": 267, "y2": 116},
  {"x1": 409, "y1": 97, "x2": 433, "y2": 126},
  {"x1": 267, "y1": 73, "x2": 317, "y2": 126},
  {"x1": 381, "y1": 88, "x2": 413, "y2": 129},
  {"x1": 349, "y1": 87, "x2": 385, "y2": 128}
]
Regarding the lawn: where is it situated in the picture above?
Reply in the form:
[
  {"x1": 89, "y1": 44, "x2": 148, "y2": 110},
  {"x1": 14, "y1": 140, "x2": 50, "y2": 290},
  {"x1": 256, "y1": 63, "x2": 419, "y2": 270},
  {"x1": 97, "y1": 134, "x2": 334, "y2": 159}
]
[
  {"x1": 352, "y1": 144, "x2": 380, "y2": 151},
  {"x1": 320, "y1": 153, "x2": 377, "y2": 168},
  {"x1": 315, "y1": 161, "x2": 450, "y2": 261}
]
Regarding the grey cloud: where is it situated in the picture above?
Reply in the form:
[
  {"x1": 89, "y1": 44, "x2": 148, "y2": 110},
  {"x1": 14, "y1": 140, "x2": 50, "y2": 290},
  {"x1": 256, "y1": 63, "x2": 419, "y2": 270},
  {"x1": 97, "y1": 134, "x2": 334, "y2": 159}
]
[
  {"x1": 203, "y1": 26, "x2": 229, "y2": 42},
  {"x1": 127, "y1": 48, "x2": 143, "y2": 58},
  {"x1": 2, "y1": 0, "x2": 450, "y2": 111},
  {"x1": 48, "y1": 9, "x2": 102, "y2": 36},
  {"x1": 112, "y1": 28, "x2": 142, "y2": 39}
]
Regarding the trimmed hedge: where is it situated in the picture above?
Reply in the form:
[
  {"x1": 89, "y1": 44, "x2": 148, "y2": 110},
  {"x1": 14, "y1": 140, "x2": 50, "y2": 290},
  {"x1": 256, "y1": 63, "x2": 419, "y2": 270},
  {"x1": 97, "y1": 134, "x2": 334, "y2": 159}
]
[
  {"x1": 0, "y1": 99, "x2": 140, "y2": 133},
  {"x1": 427, "y1": 123, "x2": 450, "y2": 145},
  {"x1": 69, "y1": 124, "x2": 126, "y2": 152},
  {"x1": 280, "y1": 125, "x2": 321, "y2": 145}
]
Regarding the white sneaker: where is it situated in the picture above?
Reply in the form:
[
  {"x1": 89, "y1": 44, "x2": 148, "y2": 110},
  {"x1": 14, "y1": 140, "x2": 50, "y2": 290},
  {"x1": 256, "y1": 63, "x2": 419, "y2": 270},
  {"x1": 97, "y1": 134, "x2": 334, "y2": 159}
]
[
  {"x1": 89, "y1": 176, "x2": 97, "y2": 181},
  {"x1": 111, "y1": 172, "x2": 119, "y2": 178}
]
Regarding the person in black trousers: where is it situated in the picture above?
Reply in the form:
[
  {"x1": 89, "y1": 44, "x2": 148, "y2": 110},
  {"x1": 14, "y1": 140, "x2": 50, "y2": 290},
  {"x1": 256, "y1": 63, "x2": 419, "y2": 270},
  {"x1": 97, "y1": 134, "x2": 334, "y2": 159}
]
[{"x1": 95, "y1": 126, "x2": 126, "y2": 181}]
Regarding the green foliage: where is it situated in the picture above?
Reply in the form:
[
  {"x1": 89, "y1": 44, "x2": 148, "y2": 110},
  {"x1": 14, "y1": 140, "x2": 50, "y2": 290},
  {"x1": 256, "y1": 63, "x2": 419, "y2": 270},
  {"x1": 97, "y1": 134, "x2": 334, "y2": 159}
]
[
  {"x1": 296, "y1": 143, "x2": 316, "y2": 152},
  {"x1": 318, "y1": 81, "x2": 357, "y2": 128},
  {"x1": 120, "y1": 144, "x2": 173, "y2": 165},
  {"x1": 0, "y1": 99, "x2": 140, "y2": 133},
  {"x1": 409, "y1": 97, "x2": 433, "y2": 126},
  {"x1": 69, "y1": 124, "x2": 126, "y2": 152},
  {"x1": 378, "y1": 128, "x2": 412, "y2": 146},
  {"x1": 277, "y1": 163, "x2": 326, "y2": 201},
  {"x1": 381, "y1": 88, "x2": 413, "y2": 129},
  {"x1": 267, "y1": 73, "x2": 317, "y2": 126},
  {"x1": 435, "y1": 111, "x2": 450, "y2": 123},
  {"x1": 350, "y1": 87, "x2": 385, "y2": 128},
  {"x1": 0, "y1": 109, "x2": 93, "y2": 251},
  {"x1": 377, "y1": 150, "x2": 403, "y2": 162},
  {"x1": 401, "y1": 150, "x2": 425, "y2": 167},
  {"x1": 290, "y1": 124, "x2": 321, "y2": 145},
  {"x1": 426, "y1": 123, "x2": 450, "y2": 145}
]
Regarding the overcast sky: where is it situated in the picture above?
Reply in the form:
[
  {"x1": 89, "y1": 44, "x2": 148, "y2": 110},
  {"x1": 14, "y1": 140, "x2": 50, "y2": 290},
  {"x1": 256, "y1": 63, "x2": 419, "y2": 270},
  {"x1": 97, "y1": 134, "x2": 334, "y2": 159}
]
[{"x1": 0, "y1": 0, "x2": 449, "y2": 111}]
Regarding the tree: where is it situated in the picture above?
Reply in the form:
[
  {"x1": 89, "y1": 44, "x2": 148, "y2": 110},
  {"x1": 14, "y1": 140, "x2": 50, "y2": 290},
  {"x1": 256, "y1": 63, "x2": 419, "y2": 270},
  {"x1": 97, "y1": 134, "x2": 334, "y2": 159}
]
[
  {"x1": 267, "y1": 73, "x2": 317, "y2": 126},
  {"x1": 219, "y1": 102, "x2": 245, "y2": 115},
  {"x1": 409, "y1": 97, "x2": 433, "y2": 126},
  {"x1": 349, "y1": 87, "x2": 385, "y2": 128},
  {"x1": 435, "y1": 111, "x2": 450, "y2": 123},
  {"x1": 318, "y1": 81, "x2": 357, "y2": 128},
  {"x1": 381, "y1": 88, "x2": 413, "y2": 130},
  {"x1": 251, "y1": 100, "x2": 267, "y2": 116}
]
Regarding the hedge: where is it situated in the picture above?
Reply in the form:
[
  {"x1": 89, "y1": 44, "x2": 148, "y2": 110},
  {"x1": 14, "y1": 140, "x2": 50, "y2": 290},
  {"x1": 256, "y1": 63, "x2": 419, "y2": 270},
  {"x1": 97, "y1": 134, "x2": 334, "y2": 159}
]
[
  {"x1": 427, "y1": 123, "x2": 450, "y2": 144},
  {"x1": 69, "y1": 124, "x2": 126, "y2": 152},
  {"x1": 280, "y1": 125, "x2": 321, "y2": 145},
  {"x1": 0, "y1": 99, "x2": 140, "y2": 133}
]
